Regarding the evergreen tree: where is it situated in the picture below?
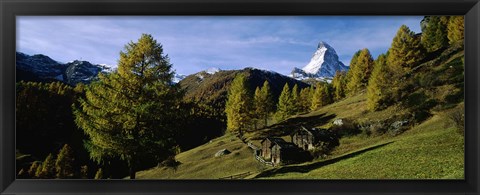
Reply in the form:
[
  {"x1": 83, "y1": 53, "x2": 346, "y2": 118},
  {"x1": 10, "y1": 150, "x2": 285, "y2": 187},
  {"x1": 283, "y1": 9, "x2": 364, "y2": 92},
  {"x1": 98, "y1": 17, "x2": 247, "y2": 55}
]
[
  {"x1": 387, "y1": 25, "x2": 426, "y2": 72},
  {"x1": 332, "y1": 71, "x2": 347, "y2": 101},
  {"x1": 346, "y1": 49, "x2": 375, "y2": 95},
  {"x1": 39, "y1": 153, "x2": 56, "y2": 178},
  {"x1": 74, "y1": 34, "x2": 181, "y2": 179},
  {"x1": 447, "y1": 16, "x2": 464, "y2": 44},
  {"x1": 275, "y1": 83, "x2": 294, "y2": 121},
  {"x1": 225, "y1": 73, "x2": 253, "y2": 137},
  {"x1": 367, "y1": 53, "x2": 392, "y2": 111},
  {"x1": 55, "y1": 144, "x2": 75, "y2": 179},
  {"x1": 421, "y1": 16, "x2": 449, "y2": 52}
]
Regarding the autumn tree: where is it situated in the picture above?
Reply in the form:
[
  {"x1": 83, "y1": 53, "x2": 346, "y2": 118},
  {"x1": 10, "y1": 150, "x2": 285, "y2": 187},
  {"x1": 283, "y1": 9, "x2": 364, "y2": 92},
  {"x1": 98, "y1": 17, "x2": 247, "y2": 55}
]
[
  {"x1": 299, "y1": 87, "x2": 312, "y2": 113},
  {"x1": 447, "y1": 16, "x2": 464, "y2": 44},
  {"x1": 387, "y1": 25, "x2": 426, "y2": 73},
  {"x1": 254, "y1": 80, "x2": 274, "y2": 127},
  {"x1": 74, "y1": 34, "x2": 182, "y2": 179},
  {"x1": 311, "y1": 82, "x2": 332, "y2": 111},
  {"x1": 39, "y1": 153, "x2": 56, "y2": 178},
  {"x1": 275, "y1": 83, "x2": 295, "y2": 121},
  {"x1": 332, "y1": 71, "x2": 348, "y2": 101},
  {"x1": 367, "y1": 53, "x2": 392, "y2": 111},
  {"x1": 225, "y1": 73, "x2": 253, "y2": 137},
  {"x1": 55, "y1": 144, "x2": 75, "y2": 179},
  {"x1": 28, "y1": 161, "x2": 41, "y2": 178},
  {"x1": 421, "y1": 16, "x2": 449, "y2": 52},
  {"x1": 346, "y1": 48, "x2": 375, "y2": 95},
  {"x1": 291, "y1": 84, "x2": 300, "y2": 114}
]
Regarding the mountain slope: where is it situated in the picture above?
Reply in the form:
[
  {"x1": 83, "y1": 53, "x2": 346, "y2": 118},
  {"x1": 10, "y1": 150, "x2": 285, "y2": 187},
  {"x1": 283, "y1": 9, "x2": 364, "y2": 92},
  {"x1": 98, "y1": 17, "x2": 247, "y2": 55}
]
[
  {"x1": 136, "y1": 44, "x2": 464, "y2": 179},
  {"x1": 180, "y1": 67, "x2": 310, "y2": 111}
]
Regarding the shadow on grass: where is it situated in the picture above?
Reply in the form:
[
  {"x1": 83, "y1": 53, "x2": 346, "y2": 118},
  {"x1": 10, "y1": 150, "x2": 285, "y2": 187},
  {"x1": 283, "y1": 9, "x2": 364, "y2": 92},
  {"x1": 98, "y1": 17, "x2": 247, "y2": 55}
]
[
  {"x1": 250, "y1": 113, "x2": 336, "y2": 139},
  {"x1": 253, "y1": 141, "x2": 394, "y2": 178}
]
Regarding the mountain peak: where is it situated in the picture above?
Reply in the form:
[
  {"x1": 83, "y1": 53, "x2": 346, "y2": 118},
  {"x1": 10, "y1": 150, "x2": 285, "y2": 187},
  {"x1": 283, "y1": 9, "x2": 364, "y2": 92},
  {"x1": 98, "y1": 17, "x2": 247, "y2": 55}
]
[{"x1": 291, "y1": 41, "x2": 348, "y2": 80}]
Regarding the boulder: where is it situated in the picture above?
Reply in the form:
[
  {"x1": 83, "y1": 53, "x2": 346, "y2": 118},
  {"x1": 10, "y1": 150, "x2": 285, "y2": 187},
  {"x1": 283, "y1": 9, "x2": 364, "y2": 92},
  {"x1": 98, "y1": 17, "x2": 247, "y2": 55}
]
[{"x1": 214, "y1": 149, "x2": 231, "y2": 157}]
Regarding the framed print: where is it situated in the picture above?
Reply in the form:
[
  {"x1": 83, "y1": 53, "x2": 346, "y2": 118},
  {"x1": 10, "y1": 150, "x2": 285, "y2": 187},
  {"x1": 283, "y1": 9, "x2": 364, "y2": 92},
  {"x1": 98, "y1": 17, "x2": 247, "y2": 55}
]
[{"x1": 1, "y1": 0, "x2": 479, "y2": 194}]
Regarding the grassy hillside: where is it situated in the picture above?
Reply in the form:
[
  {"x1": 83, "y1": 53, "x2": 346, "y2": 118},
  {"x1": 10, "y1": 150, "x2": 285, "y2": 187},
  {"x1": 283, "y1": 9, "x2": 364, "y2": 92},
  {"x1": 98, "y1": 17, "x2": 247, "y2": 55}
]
[
  {"x1": 136, "y1": 45, "x2": 465, "y2": 180},
  {"x1": 136, "y1": 133, "x2": 265, "y2": 179}
]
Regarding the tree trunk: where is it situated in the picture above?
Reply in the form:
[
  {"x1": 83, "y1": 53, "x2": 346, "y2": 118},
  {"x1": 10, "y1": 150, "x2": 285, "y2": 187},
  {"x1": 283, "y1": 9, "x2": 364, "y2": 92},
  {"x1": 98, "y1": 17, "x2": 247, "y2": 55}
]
[
  {"x1": 129, "y1": 158, "x2": 136, "y2": 179},
  {"x1": 129, "y1": 164, "x2": 136, "y2": 179}
]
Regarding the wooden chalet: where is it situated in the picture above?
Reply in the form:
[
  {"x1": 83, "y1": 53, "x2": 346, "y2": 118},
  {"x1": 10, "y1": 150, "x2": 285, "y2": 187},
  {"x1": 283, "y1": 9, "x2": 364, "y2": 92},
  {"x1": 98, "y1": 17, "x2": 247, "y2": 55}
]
[
  {"x1": 260, "y1": 137, "x2": 303, "y2": 165},
  {"x1": 291, "y1": 126, "x2": 328, "y2": 150}
]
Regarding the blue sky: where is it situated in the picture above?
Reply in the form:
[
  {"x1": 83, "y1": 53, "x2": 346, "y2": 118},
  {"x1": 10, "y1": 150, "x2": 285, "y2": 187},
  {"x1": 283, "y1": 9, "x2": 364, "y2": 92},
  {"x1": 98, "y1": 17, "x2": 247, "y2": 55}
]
[{"x1": 17, "y1": 16, "x2": 423, "y2": 75}]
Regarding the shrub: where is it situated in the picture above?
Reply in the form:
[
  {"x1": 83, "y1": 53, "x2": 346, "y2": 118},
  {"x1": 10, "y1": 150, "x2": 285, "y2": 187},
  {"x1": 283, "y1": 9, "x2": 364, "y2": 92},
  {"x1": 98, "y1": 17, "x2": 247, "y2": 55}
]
[{"x1": 445, "y1": 104, "x2": 464, "y2": 134}]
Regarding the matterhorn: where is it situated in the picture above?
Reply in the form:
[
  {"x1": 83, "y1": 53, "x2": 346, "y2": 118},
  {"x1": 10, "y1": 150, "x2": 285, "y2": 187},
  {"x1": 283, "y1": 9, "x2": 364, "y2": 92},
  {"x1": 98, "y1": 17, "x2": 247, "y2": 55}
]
[{"x1": 290, "y1": 41, "x2": 348, "y2": 80}]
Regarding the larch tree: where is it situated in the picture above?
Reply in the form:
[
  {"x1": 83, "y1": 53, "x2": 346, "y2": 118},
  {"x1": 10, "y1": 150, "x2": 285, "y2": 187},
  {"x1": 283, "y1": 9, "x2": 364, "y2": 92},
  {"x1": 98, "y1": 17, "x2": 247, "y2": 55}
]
[
  {"x1": 311, "y1": 83, "x2": 331, "y2": 111},
  {"x1": 291, "y1": 84, "x2": 300, "y2": 114},
  {"x1": 299, "y1": 87, "x2": 312, "y2": 113},
  {"x1": 225, "y1": 73, "x2": 253, "y2": 137},
  {"x1": 254, "y1": 80, "x2": 274, "y2": 127},
  {"x1": 332, "y1": 71, "x2": 347, "y2": 101},
  {"x1": 447, "y1": 16, "x2": 464, "y2": 44},
  {"x1": 275, "y1": 83, "x2": 294, "y2": 121},
  {"x1": 367, "y1": 53, "x2": 392, "y2": 111},
  {"x1": 39, "y1": 153, "x2": 56, "y2": 178},
  {"x1": 74, "y1": 34, "x2": 182, "y2": 179},
  {"x1": 387, "y1": 25, "x2": 426, "y2": 73},
  {"x1": 421, "y1": 16, "x2": 449, "y2": 52},
  {"x1": 346, "y1": 48, "x2": 375, "y2": 95},
  {"x1": 55, "y1": 144, "x2": 75, "y2": 179}
]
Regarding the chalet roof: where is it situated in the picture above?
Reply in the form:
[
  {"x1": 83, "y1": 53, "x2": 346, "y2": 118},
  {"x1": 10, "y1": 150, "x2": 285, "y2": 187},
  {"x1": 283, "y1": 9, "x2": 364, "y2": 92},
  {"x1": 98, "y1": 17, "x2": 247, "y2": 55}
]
[
  {"x1": 293, "y1": 126, "x2": 328, "y2": 138},
  {"x1": 261, "y1": 137, "x2": 286, "y2": 144},
  {"x1": 260, "y1": 137, "x2": 297, "y2": 149}
]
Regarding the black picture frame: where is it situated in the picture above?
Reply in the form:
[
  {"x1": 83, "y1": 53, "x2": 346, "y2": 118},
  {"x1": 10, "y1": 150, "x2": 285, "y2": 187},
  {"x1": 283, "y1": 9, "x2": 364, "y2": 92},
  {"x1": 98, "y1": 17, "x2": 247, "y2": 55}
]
[{"x1": 1, "y1": 0, "x2": 479, "y2": 194}]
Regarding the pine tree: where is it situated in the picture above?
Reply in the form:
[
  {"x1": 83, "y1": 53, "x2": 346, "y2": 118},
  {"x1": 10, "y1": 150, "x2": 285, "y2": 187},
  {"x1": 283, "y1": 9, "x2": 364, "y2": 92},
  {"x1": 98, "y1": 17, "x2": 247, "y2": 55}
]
[
  {"x1": 275, "y1": 83, "x2": 294, "y2": 121},
  {"x1": 421, "y1": 16, "x2": 449, "y2": 52},
  {"x1": 447, "y1": 16, "x2": 464, "y2": 44},
  {"x1": 74, "y1": 34, "x2": 181, "y2": 179},
  {"x1": 225, "y1": 73, "x2": 253, "y2": 137},
  {"x1": 39, "y1": 153, "x2": 56, "y2": 178},
  {"x1": 387, "y1": 25, "x2": 426, "y2": 72},
  {"x1": 346, "y1": 48, "x2": 375, "y2": 95},
  {"x1": 55, "y1": 144, "x2": 75, "y2": 179},
  {"x1": 367, "y1": 53, "x2": 392, "y2": 111},
  {"x1": 332, "y1": 71, "x2": 347, "y2": 101}
]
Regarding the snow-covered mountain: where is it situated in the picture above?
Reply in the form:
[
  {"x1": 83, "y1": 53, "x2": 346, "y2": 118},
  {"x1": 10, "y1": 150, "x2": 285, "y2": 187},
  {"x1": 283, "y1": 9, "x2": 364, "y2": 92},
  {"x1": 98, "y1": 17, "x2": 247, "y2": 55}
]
[
  {"x1": 16, "y1": 52, "x2": 111, "y2": 85},
  {"x1": 291, "y1": 41, "x2": 349, "y2": 80}
]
